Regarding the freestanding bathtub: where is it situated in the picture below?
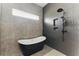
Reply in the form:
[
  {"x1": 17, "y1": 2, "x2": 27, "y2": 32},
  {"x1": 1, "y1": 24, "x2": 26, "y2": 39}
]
[{"x1": 18, "y1": 36, "x2": 46, "y2": 56}]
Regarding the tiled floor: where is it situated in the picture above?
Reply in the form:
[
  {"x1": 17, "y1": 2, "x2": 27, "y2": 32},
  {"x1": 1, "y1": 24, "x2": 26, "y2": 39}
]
[{"x1": 32, "y1": 45, "x2": 66, "y2": 56}]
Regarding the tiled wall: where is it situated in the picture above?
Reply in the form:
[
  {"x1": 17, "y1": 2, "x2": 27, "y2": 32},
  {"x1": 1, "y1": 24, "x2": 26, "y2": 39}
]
[
  {"x1": 0, "y1": 3, "x2": 1, "y2": 55},
  {"x1": 44, "y1": 3, "x2": 79, "y2": 55},
  {"x1": 0, "y1": 3, "x2": 43, "y2": 56}
]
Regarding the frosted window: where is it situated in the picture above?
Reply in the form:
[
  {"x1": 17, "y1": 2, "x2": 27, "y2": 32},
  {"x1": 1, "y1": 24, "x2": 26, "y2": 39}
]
[{"x1": 12, "y1": 8, "x2": 39, "y2": 20}]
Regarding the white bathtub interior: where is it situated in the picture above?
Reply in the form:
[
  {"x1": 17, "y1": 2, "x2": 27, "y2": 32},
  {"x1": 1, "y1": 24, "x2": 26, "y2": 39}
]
[{"x1": 18, "y1": 36, "x2": 46, "y2": 45}]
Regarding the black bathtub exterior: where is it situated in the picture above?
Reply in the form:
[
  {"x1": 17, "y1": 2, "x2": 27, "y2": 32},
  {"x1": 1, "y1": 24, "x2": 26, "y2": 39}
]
[{"x1": 19, "y1": 40, "x2": 45, "y2": 56}]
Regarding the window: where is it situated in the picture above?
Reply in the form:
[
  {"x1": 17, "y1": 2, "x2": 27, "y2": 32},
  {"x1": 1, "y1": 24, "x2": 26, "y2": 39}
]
[{"x1": 12, "y1": 8, "x2": 39, "y2": 20}]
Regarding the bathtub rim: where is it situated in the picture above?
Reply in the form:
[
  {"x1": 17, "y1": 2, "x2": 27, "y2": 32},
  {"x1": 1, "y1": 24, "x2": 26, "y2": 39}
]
[{"x1": 18, "y1": 36, "x2": 46, "y2": 45}]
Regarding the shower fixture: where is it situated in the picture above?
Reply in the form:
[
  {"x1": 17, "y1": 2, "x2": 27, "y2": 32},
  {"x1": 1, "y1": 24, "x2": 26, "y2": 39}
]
[
  {"x1": 57, "y1": 8, "x2": 64, "y2": 12},
  {"x1": 57, "y1": 8, "x2": 67, "y2": 41},
  {"x1": 53, "y1": 8, "x2": 65, "y2": 30},
  {"x1": 53, "y1": 18, "x2": 58, "y2": 30},
  {"x1": 53, "y1": 8, "x2": 67, "y2": 41}
]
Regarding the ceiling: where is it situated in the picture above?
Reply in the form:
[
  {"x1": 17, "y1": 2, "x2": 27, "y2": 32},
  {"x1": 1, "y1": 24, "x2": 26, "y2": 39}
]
[{"x1": 35, "y1": 3, "x2": 48, "y2": 7}]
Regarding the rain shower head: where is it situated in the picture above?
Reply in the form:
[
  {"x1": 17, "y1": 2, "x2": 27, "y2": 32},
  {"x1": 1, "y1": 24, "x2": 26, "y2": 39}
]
[
  {"x1": 57, "y1": 8, "x2": 65, "y2": 17},
  {"x1": 57, "y1": 8, "x2": 64, "y2": 12}
]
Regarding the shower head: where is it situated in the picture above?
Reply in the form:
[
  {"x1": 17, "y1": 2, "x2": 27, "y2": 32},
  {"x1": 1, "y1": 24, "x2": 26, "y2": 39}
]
[
  {"x1": 57, "y1": 8, "x2": 65, "y2": 17},
  {"x1": 57, "y1": 8, "x2": 64, "y2": 12}
]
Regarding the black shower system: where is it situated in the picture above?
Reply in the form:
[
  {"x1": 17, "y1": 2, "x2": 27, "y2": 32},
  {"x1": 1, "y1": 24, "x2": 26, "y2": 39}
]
[{"x1": 53, "y1": 8, "x2": 67, "y2": 41}]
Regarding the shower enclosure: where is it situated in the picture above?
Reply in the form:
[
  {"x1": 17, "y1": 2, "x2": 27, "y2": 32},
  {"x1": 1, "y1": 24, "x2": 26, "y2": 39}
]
[
  {"x1": 43, "y1": 3, "x2": 79, "y2": 56},
  {"x1": 43, "y1": 7, "x2": 66, "y2": 54}
]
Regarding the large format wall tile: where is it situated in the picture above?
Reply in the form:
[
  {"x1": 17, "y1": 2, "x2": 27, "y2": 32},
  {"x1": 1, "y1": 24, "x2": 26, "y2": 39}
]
[
  {"x1": 0, "y1": 3, "x2": 43, "y2": 56},
  {"x1": 44, "y1": 3, "x2": 79, "y2": 55}
]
